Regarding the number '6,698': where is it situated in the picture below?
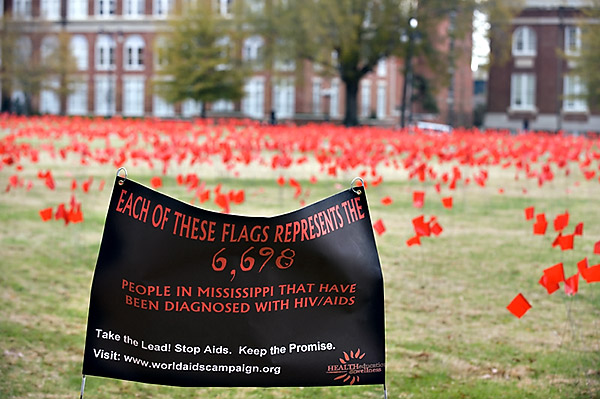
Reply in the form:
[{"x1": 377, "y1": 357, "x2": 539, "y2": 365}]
[{"x1": 211, "y1": 246, "x2": 295, "y2": 281}]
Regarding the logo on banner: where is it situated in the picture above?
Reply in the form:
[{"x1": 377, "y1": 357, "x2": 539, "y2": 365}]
[{"x1": 326, "y1": 349, "x2": 384, "y2": 385}]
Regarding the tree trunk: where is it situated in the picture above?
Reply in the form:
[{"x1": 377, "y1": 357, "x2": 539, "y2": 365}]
[{"x1": 343, "y1": 78, "x2": 359, "y2": 127}]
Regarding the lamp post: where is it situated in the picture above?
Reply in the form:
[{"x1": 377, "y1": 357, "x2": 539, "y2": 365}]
[{"x1": 400, "y1": 17, "x2": 418, "y2": 128}]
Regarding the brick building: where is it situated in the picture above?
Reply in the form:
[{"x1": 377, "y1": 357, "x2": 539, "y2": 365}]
[
  {"x1": 484, "y1": 0, "x2": 600, "y2": 132},
  {"x1": 1, "y1": 0, "x2": 472, "y2": 126}
]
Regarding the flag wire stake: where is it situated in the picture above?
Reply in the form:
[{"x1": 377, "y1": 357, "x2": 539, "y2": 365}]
[{"x1": 79, "y1": 375, "x2": 86, "y2": 399}]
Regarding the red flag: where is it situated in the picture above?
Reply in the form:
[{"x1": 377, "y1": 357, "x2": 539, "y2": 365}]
[
  {"x1": 524, "y1": 206, "x2": 534, "y2": 220},
  {"x1": 557, "y1": 234, "x2": 574, "y2": 251},
  {"x1": 406, "y1": 235, "x2": 421, "y2": 247},
  {"x1": 543, "y1": 262, "x2": 565, "y2": 285},
  {"x1": 539, "y1": 275, "x2": 560, "y2": 295},
  {"x1": 553, "y1": 211, "x2": 569, "y2": 232},
  {"x1": 412, "y1": 215, "x2": 430, "y2": 237},
  {"x1": 564, "y1": 273, "x2": 579, "y2": 296},
  {"x1": 594, "y1": 240, "x2": 600, "y2": 255},
  {"x1": 441, "y1": 197, "x2": 453, "y2": 209},
  {"x1": 506, "y1": 293, "x2": 531, "y2": 318},
  {"x1": 574, "y1": 222, "x2": 583, "y2": 236},
  {"x1": 82, "y1": 177, "x2": 93, "y2": 193},
  {"x1": 215, "y1": 193, "x2": 230, "y2": 214},
  {"x1": 71, "y1": 179, "x2": 78, "y2": 191},
  {"x1": 277, "y1": 176, "x2": 285, "y2": 186},
  {"x1": 373, "y1": 219, "x2": 386, "y2": 236},
  {"x1": 533, "y1": 213, "x2": 547, "y2": 235},
  {"x1": 430, "y1": 221, "x2": 443, "y2": 236},
  {"x1": 412, "y1": 191, "x2": 425, "y2": 208},
  {"x1": 150, "y1": 176, "x2": 162, "y2": 189},
  {"x1": 39, "y1": 208, "x2": 53, "y2": 221},
  {"x1": 577, "y1": 258, "x2": 589, "y2": 280},
  {"x1": 584, "y1": 265, "x2": 600, "y2": 283},
  {"x1": 380, "y1": 196, "x2": 393, "y2": 206}
]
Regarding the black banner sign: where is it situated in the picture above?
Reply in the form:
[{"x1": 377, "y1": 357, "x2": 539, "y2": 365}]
[{"x1": 82, "y1": 177, "x2": 385, "y2": 387}]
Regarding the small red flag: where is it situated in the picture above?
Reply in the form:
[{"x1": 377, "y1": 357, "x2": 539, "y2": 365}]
[
  {"x1": 543, "y1": 263, "x2": 565, "y2": 286},
  {"x1": 553, "y1": 211, "x2": 569, "y2": 232},
  {"x1": 594, "y1": 240, "x2": 600, "y2": 255},
  {"x1": 373, "y1": 219, "x2": 386, "y2": 236},
  {"x1": 380, "y1": 196, "x2": 393, "y2": 206},
  {"x1": 524, "y1": 206, "x2": 534, "y2": 220},
  {"x1": 412, "y1": 215, "x2": 430, "y2": 237},
  {"x1": 507, "y1": 293, "x2": 531, "y2": 318},
  {"x1": 533, "y1": 213, "x2": 547, "y2": 235},
  {"x1": 441, "y1": 197, "x2": 453, "y2": 209},
  {"x1": 406, "y1": 235, "x2": 421, "y2": 247},
  {"x1": 39, "y1": 208, "x2": 53, "y2": 221},
  {"x1": 277, "y1": 176, "x2": 285, "y2": 186},
  {"x1": 412, "y1": 191, "x2": 425, "y2": 208},
  {"x1": 539, "y1": 275, "x2": 560, "y2": 295},
  {"x1": 430, "y1": 221, "x2": 443, "y2": 236},
  {"x1": 150, "y1": 176, "x2": 162, "y2": 189},
  {"x1": 574, "y1": 222, "x2": 583, "y2": 236},
  {"x1": 564, "y1": 273, "x2": 579, "y2": 296},
  {"x1": 557, "y1": 234, "x2": 574, "y2": 251}
]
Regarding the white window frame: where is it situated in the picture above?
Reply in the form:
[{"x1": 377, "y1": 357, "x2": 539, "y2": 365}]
[
  {"x1": 360, "y1": 80, "x2": 371, "y2": 118},
  {"x1": 94, "y1": 75, "x2": 116, "y2": 116},
  {"x1": 241, "y1": 76, "x2": 265, "y2": 119},
  {"x1": 510, "y1": 73, "x2": 536, "y2": 111},
  {"x1": 123, "y1": 35, "x2": 145, "y2": 71},
  {"x1": 272, "y1": 78, "x2": 295, "y2": 119},
  {"x1": 377, "y1": 58, "x2": 387, "y2": 77},
  {"x1": 40, "y1": 35, "x2": 59, "y2": 64},
  {"x1": 13, "y1": 0, "x2": 32, "y2": 18},
  {"x1": 512, "y1": 26, "x2": 536, "y2": 57},
  {"x1": 40, "y1": 77, "x2": 60, "y2": 114},
  {"x1": 153, "y1": 94, "x2": 175, "y2": 117},
  {"x1": 376, "y1": 81, "x2": 386, "y2": 119},
  {"x1": 563, "y1": 75, "x2": 587, "y2": 113},
  {"x1": 565, "y1": 26, "x2": 581, "y2": 56},
  {"x1": 242, "y1": 35, "x2": 264, "y2": 65},
  {"x1": 95, "y1": 35, "x2": 116, "y2": 71},
  {"x1": 70, "y1": 35, "x2": 88, "y2": 70},
  {"x1": 67, "y1": 81, "x2": 88, "y2": 115},
  {"x1": 312, "y1": 78, "x2": 322, "y2": 115},
  {"x1": 181, "y1": 99, "x2": 202, "y2": 117},
  {"x1": 123, "y1": 0, "x2": 145, "y2": 17},
  {"x1": 330, "y1": 78, "x2": 340, "y2": 118},
  {"x1": 40, "y1": 0, "x2": 61, "y2": 19},
  {"x1": 217, "y1": 0, "x2": 233, "y2": 16},
  {"x1": 153, "y1": 0, "x2": 173, "y2": 18},
  {"x1": 212, "y1": 99, "x2": 234, "y2": 112},
  {"x1": 68, "y1": 0, "x2": 88, "y2": 18},
  {"x1": 96, "y1": 0, "x2": 115, "y2": 17},
  {"x1": 123, "y1": 75, "x2": 145, "y2": 116}
]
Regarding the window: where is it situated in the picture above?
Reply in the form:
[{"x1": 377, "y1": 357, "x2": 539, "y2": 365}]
[
  {"x1": 40, "y1": 0, "x2": 60, "y2": 19},
  {"x1": 272, "y1": 78, "x2": 295, "y2": 119},
  {"x1": 512, "y1": 26, "x2": 536, "y2": 56},
  {"x1": 563, "y1": 75, "x2": 587, "y2": 112},
  {"x1": 312, "y1": 78, "x2": 322, "y2": 115},
  {"x1": 15, "y1": 36, "x2": 32, "y2": 64},
  {"x1": 217, "y1": 0, "x2": 233, "y2": 16},
  {"x1": 124, "y1": 35, "x2": 145, "y2": 71},
  {"x1": 154, "y1": 36, "x2": 169, "y2": 69},
  {"x1": 95, "y1": 75, "x2": 116, "y2": 115},
  {"x1": 96, "y1": 0, "x2": 115, "y2": 16},
  {"x1": 242, "y1": 35, "x2": 264, "y2": 65},
  {"x1": 360, "y1": 80, "x2": 371, "y2": 117},
  {"x1": 153, "y1": 95, "x2": 175, "y2": 117},
  {"x1": 40, "y1": 78, "x2": 60, "y2": 114},
  {"x1": 70, "y1": 35, "x2": 88, "y2": 70},
  {"x1": 154, "y1": 0, "x2": 172, "y2": 17},
  {"x1": 40, "y1": 35, "x2": 59, "y2": 64},
  {"x1": 565, "y1": 26, "x2": 581, "y2": 56},
  {"x1": 212, "y1": 99, "x2": 234, "y2": 112},
  {"x1": 67, "y1": 81, "x2": 88, "y2": 115},
  {"x1": 124, "y1": 0, "x2": 145, "y2": 17},
  {"x1": 330, "y1": 78, "x2": 340, "y2": 118},
  {"x1": 68, "y1": 0, "x2": 88, "y2": 18},
  {"x1": 510, "y1": 73, "x2": 536, "y2": 110},
  {"x1": 13, "y1": 0, "x2": 32, "y2": 18},
  {"x1": 377, "y1": 58, "x2": 386, "y2": 77},
  {"x1": 123, "y1": 76, "x2": 145, "y2": 116},
  {"x1": 95, "y1": 35, "x2": 116, "y2": 70},
  {"x1": 242, "y1": 76, "x2": 264, "y2": 118},
  {"x1": 377, "y1": 81, "x2": 386, "y2": 119},
  {"x1": 181, "y1": 99, "x2": 202, "y2": 117}
]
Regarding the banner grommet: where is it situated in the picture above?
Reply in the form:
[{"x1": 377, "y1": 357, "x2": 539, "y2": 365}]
[
  {"x1": 116, "y1": 167, "x2": 128, "y2": 185},
  {"x1": 350, "y1": 177, "x2": 365, "y2": 195}
]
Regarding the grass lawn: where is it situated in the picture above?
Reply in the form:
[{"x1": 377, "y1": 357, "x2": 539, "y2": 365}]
[{"x1": 1, "y1": 122, "x2": 600, "y2": 399}]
